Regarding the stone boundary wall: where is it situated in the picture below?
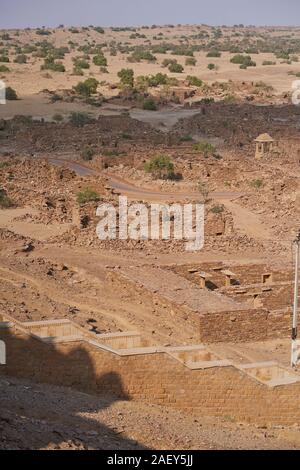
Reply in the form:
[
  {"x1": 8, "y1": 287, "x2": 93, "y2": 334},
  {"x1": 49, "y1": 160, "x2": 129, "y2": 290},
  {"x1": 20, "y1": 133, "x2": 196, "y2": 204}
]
[
  {"x1": 107, "y1": 271, "x2": 292, "y2": 343},
  {"x1": 1, "y1": 320, "x2": 300, "y2": 426}
]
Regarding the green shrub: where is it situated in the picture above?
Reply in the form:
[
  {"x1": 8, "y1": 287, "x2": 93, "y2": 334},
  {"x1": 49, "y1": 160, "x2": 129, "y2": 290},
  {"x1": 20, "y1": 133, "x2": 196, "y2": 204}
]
[
  {"x1": 230, "y1": 54, "x2": 256, "y2": 68},
  {"x1": 76, "y1": 188, "x2": 101, "y2": 205},
  {"x1": 81, "y1": 146, "x2": 95, "y2": 161},
  {"x1": 262, "y1": 60, "x2": 276, "y2": 66},
  {"x1": 118, "y1": 68, "x2": 134, "y2": 88},
  {"x1": 14, "y1": 54, "x2": 27, "y2": 64},
  {"x1": 69, "y1": 112, "x2": 93, "y2": 127},
  {"x1": 6, "y1": 87, "x2": 18, "y2": 100},
  {"x1": 41, "y1": 57, "x2": 65, "y2": 72},
  {"x1": 168, "y1": 62, "x2": 184, "y2": 73},
  {"x1": 206, "y1": 50, "x2": 221, "y2": 58},
  {"x1": 250, "y1": 179, "x2": 263, "y2": 189},
  {"x1": 52, "y1": 113, "x2": 64, "y2": 122},
  {"x1": 186, "y1": 75, "x2": 203, "y2": 87},
  {"x1": 207, "y1": 63, "x2": 216, "y2": 70},
  {"x1": 142, "y1": 98, "x2": 157, "y2": 110},
  {"x1": 73, "y1": 57, "x2": 90, "y2": 69},
  {"x1": 185, "y1": 57, "x2": 196, "y2": 66},
  {"x1": 74, "y1": 78, "x2": 99, "y2": 97},
  {"x1": 0, "y1": 55, "x2": 9, "y2": 63},
  {"x1": 94, "y1": 27, "x2": 105, "y2": 34},
  {"x1": 0, "y1": 65, "x2": 10, "y2": 72},
  {"x1": 193, "y1": 141, "x2": 216, "y2": 156},
  {"x1": 93, "y1": 54, "x2": 107, "y2": 66},
  {"x1": 144, "y1": 155, "x2": 175, "y2": 179},
  {"x1": 210, "y1": 204, "x2": 224, "y2": 214},
  {"x1": 0, "y1": 188, "x2": 13, "y2": 208}
]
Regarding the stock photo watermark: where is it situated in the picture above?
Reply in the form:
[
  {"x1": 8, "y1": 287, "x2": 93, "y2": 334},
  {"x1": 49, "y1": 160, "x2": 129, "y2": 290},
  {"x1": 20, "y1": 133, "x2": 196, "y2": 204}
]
[
  {"x1": 0, "y1": 340, "x2": 6, "y2": 365},
  {"x1": 95, "y1": 196, "x2": 205, "y2": 252},
  {"x1": 0, "y1": 80, "x2": 6, "y2": 105}
]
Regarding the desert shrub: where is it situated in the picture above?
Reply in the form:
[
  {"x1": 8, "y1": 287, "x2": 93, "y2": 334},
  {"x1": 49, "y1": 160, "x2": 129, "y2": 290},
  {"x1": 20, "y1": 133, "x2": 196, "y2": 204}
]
[
  {"x1": 275, "y1": 51, "x2": 290, "y2": 60},
  {"x1": 262, "y1": 60, "x2": 276, "y2": 66},
  {"x1": 0, "y1": 188, "x2": 13, "y2": 208},
  {"x1": 210, "y1": 204, "x2": 224, "y2": 214},
  {"x1": 250, "y1": 179, "x2": 263, "y2": 189},
  {"x1": 207, "y1": 63, "x2": 216, "y2": 70},
  {"x1": 168, "y1": 62, "x2": 184, "y2": 73},
  {"x1": 180, "y1": 135, "x2": 193, "y2": 142},
  {"x1": 72, "y1": 67, "x2": 84, "y2": 76},
  {"x1": 74, "y1": 78, "x2": 99, "y2": 97},
  {"x1": 196, "y1": 181, "x2": 210, "y2": 203},
  {"x1": 14, "y1": 54, "x2": 27, "y2": 64},
  {"x1": 0, "y1": 55, "x2": 9, "y2": 63},
  {"x1": 69, "y1": 112, "x2": 93, "y2": 127},
  {"x1": 142, "y1": 98, "x2": 157, "y2": 110},
  {"x1": 41, "y1": 57, "x2": 65, "y2": 72},
  {"x1": 230, "y1": 54, "x2": 256, "y2": 68},
  {"x1": 144, "y1": 155, "x2": 175, "y2": 179},
  {"x1": 0, "y1": 65, "x2": 10, "y2": 72},
  {"x1": 73, "y1": 57, "x2": 90, "y2": 69},
  {"x1": 185, "y1": 57, "x2": 196, "y2": 66},
  {"x1": 36, "y1": 29, "x2": 51, "y2": 36},
  {"x1": 118, "y1": 68, "x2": 134, "y2": 88},
  {"x1": 94, "y1": 27, "x2": 105, "y2": 34},
  {"x1": 76, "y1": 188, "x2": 101, "y2": 205},
  {"x1": 206, "y1": 50, "x2": 221, "y2": 58},
  {"x1": 5, "y1": 87, "x2": 18, "y2": 100},
  {"x1": 186, "y1": 75, "x2": 203, "y2": 87},
  {"x1": 127, "y1": 49, "x2": 156, "y2": 63},
  {"x1": 81, "y1": 146, "x2": 95, "y2": 161},
  {"x1": 162, "y1": 58, "x2": 176, "y2": 67},
  {"x1": 52, "y1": 113, "x2": 64, "y2": 122},
  {"x1": 193, "y1": 141, "x2": 216, "y2": 156},
  {"x1": 93, "y1": 54, "x2": 107, "y2": 66}
]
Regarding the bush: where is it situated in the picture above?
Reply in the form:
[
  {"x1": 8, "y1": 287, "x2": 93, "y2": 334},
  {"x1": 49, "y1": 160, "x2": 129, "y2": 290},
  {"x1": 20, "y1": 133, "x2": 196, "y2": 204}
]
[
  {"x1": 73, "y1": 57, "x2": 90, "y2": 69},
  {"x1": 76, "y1": 188, "x2": 101, "y2": 205},
  {"x1": 0, "y1": 56, "x2": 9, "y2": 63},
  {"x1": 14, "y1": 54, "x2": 27, "y2": 64},
  {"x1": 193, "y1": 141, "x2": 216, "y2": 156},
  {"x1": 118, "y1": 68, "x2": 134, "y2": 88},
  {"x1": 210, "y1": 204, "x2": 224, "y2": 214},
  {"x1": 94, "y1": 27, "x2": 105, "y2": 34},
  {"x1": 250, "y1": 179, "x2": 263, "y2": 189},
  {"x1": 168, "y1": 62, "x2": 184, "y2": 73},
  {"x1": 206, "y1": 50, "x2": 221, "y2": 58},
  {"x1": 81, "y1": 146, "x2": 95, "y2": 161},
  {"x1": 230, "y1": 54, "x2": 256, "y2": 68},
  {"x1": 143, "y1": 98, "x2": 157, "y2": 110},
  {"x1": 52, "y1": 113, "x2": 64, "y2": 122},
  {"x1": 74, "y1": 78, "x2": 99, "y2": 97},
  {"x1": 41, "y1": 57, "x2": 65, "y2": 72},
  {"x1": 185, "y1": 57, "x2": 196, "y2": 66},
  {"x1": 186, "y1": 75, "x2": 203, "y2": 87},
  {"x1": 93, "y1": 55, "x2": 107, "y2": 66},
  {"x1": 0, "y1": 188, "x2": 13, "y2": 208},
  {"x1": 69, "y1": 112, "x2": 93, "y2": 127},
  {"x1": 127, "y1": 50, "x2": 156, "y2": 63},
  {"x1": 0, "y1": 65, "x2": 10, "y2": 72},
  {"x1": 144, "y1": 155, "x2": 175, "y2": 179},
  {"x1": 207, "y1": 63, "x2": 216, "y2": 70},
  {"x1": 6, "y1": 87, "x2": 18, "y2": 100},
  {"x1": 262, "y1": 60, "x2": 276, "y2": 66}
]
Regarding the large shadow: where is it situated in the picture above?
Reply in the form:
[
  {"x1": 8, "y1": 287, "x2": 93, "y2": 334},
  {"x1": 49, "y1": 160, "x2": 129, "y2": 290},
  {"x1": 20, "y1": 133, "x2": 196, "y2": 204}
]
[{"x1": 0, "y1": 327, "x2": 148, "y2": 450}]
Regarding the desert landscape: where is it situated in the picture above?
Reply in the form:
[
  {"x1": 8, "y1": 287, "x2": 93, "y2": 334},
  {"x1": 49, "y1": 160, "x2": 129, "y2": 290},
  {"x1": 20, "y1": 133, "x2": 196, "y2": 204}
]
[{"x1": 2, "y1": 19, "x2": 300, "y2": 451}]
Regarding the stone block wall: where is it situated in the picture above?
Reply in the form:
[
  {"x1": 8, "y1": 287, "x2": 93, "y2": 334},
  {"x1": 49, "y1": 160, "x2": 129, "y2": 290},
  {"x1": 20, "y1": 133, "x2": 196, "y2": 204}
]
[{"x1": 1, "y1": 324, "x2": 300, "y2": 426}]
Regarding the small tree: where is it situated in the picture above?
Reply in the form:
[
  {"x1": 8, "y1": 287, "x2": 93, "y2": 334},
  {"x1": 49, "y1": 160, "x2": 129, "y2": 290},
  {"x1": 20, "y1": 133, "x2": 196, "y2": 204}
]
[
  {"x1": 193, "y1": 141, "x2": 216, "y2": 157},
  {"x1": 117, "y1": 68, "x2": 134, "y2": 88},
  {"x1": 69, "y1": 112, "x2": 93, "y2": 127},
  {"x1": 144, "y1": 155, "x2": 175, "y2": 179},
  {"x1": 168, "y1": 62, "x2": 184, "y2": 73},
  {"x1": 196, "y1": 181, "x2": 210, "y2": 203},
  {"x1": 74, "y1": 78, "x2": 99, "y2": 97},
  {"x1": 76, "y1": 188, "x2": 101, "y2": 205},
  {"x1": 6, "y1": 87, "x2": 18, "y2": 100},
  {"x1": 93, "y1": 55, "x2": 107, "y2": 66}
]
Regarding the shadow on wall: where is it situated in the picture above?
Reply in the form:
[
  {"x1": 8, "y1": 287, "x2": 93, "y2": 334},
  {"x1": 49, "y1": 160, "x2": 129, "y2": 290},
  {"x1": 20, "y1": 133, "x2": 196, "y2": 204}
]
[{"x1": 0, "y1": 327, "x2": 148, "y2": 450}]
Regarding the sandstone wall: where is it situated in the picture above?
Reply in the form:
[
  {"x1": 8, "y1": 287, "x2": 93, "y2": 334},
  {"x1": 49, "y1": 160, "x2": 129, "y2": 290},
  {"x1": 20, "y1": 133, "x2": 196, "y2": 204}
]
[{"x1": 1, "y1": 325, "x2": 300, "y2": 426}]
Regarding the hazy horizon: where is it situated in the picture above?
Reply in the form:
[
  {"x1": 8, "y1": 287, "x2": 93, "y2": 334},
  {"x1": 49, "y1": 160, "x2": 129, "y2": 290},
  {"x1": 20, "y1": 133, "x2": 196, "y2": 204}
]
[{"x1": 1, "y1": 0, "x2": 300, "y2": 29}]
